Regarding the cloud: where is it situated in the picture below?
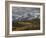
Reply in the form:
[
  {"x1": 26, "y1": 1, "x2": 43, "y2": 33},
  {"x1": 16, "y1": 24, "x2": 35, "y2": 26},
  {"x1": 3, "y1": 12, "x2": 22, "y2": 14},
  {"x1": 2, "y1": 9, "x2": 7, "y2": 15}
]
[{"x1": 12, "y1": 7, "x2": 40, "y2": 20}]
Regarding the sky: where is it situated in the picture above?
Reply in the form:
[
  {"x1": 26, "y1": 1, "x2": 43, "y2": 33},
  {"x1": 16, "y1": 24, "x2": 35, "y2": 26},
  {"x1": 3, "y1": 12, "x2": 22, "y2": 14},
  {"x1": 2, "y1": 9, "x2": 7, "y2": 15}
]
[{"x1": 12, "y1": 7, "x2": 40, "y2": 20}]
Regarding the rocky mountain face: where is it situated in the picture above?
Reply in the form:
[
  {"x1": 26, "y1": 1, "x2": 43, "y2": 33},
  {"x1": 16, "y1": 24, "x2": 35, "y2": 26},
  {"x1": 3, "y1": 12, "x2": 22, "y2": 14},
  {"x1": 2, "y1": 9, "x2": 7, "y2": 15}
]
[{"x1": 12, "y1": 15, "x2": 39, "y2": 22}]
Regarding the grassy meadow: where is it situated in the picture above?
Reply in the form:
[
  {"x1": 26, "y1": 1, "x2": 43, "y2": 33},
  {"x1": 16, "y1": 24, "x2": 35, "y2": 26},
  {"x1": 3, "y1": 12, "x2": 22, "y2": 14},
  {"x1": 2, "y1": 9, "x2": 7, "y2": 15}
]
[{"x1": 12, "y1": 18, "x2": 40, "y2": 31}]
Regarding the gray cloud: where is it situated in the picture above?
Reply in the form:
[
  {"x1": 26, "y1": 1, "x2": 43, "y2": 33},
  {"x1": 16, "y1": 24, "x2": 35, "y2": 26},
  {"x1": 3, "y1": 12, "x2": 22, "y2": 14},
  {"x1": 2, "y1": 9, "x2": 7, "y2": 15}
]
[{"x1": 12, "y1": 7, "x2": 40, "y2": 20}]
